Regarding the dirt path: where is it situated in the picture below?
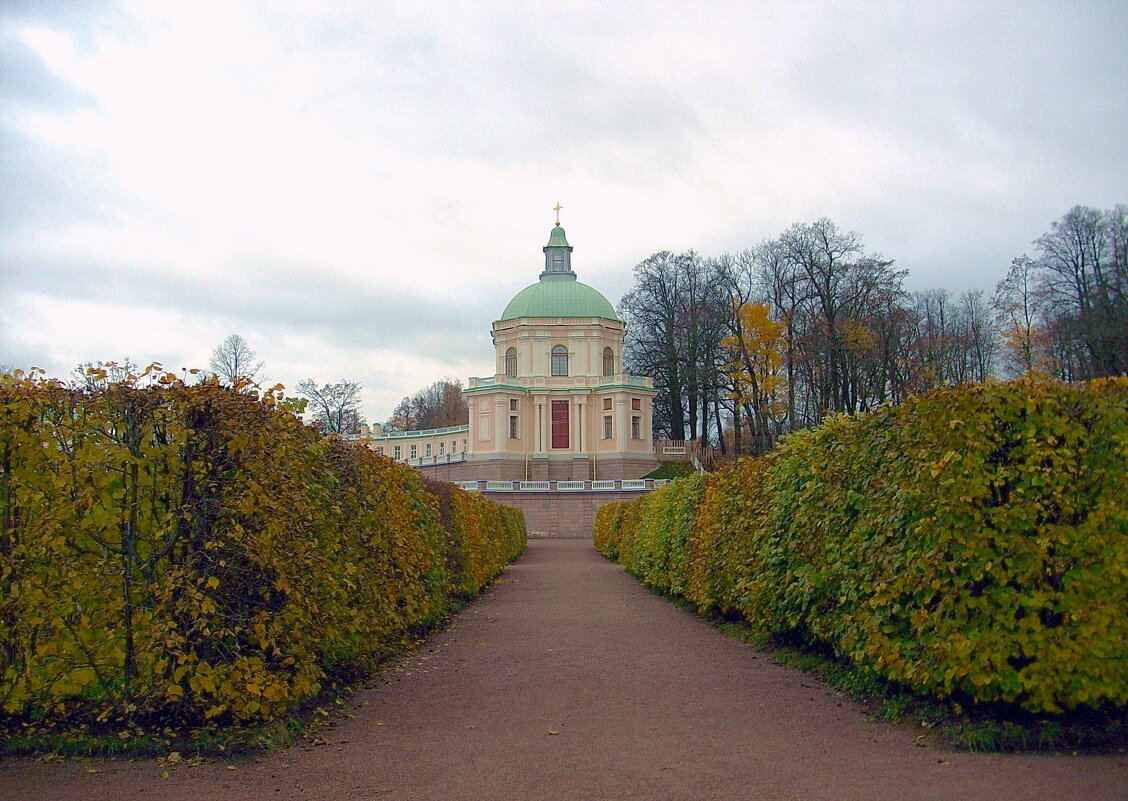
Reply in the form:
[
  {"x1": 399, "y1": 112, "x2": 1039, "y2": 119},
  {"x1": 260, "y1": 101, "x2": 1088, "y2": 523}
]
[{"x1": 2, "y1": 539, "x2": 1126, "y2": 800}]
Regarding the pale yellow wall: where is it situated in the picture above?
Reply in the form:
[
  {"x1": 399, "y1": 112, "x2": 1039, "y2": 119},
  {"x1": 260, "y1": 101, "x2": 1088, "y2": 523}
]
[
  {"x1": 491, "y1": 317, "x2": 625, "y2": 380},
  {"x1": 367, "y1": 314, "x2": 654, "y2": 471},
  {"x1": 466, "y1": 314, "x2": 654, "y2": 462},
  {"x1": 367, "y1": 429, "x2": 469, "y2": 464}
]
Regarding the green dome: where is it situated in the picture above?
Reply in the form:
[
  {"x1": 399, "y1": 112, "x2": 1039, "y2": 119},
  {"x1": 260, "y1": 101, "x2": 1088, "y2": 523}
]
[{"x1": 499, "y1": 280, "x2": 619, "y2": 321}]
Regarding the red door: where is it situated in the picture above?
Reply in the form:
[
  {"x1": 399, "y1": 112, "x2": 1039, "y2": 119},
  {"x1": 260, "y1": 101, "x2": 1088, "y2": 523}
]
[{"x1": 551, "y1": 400, "x2": 569, "y2": 449}]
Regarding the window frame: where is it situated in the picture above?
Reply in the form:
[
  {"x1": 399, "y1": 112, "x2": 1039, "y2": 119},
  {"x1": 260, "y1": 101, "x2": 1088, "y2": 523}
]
[{"x1": 551, "y1": 345, "x2": 569, "y2": 377}]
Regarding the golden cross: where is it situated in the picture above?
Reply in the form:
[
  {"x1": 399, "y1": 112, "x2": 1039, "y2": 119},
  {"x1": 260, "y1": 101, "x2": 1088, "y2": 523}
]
[{"x1": 553, "y1": 202, "x2": 563, "y2": 225}]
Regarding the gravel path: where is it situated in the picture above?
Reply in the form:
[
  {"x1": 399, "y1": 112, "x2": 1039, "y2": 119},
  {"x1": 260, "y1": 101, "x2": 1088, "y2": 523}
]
[{"x1": 2, "y1": 539, "x2": 1125, "y2": 800}]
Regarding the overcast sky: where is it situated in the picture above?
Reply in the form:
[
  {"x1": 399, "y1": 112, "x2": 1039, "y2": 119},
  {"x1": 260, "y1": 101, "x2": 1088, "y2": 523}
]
[{"x1": 2, "y1": 1, "x2": 1125, "y2": 421}]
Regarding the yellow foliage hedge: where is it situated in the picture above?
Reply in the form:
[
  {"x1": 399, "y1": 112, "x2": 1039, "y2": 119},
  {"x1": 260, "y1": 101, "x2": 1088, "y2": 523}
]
[
  {"x1": 423, "y1": 477, "x2": 526, "y2": 598},
  {"x1": 595, "y1": 376, "x2": 1128, "y2": 714},
  {"x1": 0, "y1": 370, "x2": 524, "y2": 730}
]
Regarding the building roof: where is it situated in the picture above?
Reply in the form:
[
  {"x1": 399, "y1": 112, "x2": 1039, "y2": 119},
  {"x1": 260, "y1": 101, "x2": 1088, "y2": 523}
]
[
  {"x1": 545, "y1": 224, "x2": 571, "y2": 248},
  {"x1": 499, "y1": 279, "x2": 619, "y2": 321},
  {"x1": 498, "y1": 222, "x2": 620, "y2": 322}
]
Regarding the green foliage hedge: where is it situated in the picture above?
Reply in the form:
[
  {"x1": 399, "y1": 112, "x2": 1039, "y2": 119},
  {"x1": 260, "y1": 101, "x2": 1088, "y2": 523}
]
[
  {"x1": 595, "y1": 376, "x2": 1128, "y2": 714},
  {"x1": 0, "y1": 370, "x2": 525, "y2": 733}
]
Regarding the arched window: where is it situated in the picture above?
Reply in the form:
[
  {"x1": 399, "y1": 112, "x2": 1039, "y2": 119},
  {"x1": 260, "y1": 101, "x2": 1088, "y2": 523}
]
[
  {"x1": 602, "y1": 347, "x2": 614, "y2": 377},
  {"x1": 505, "y1": 347, "x2": 517, "y2": 377},
  {"x1": 551, "y1": 345, "x2": 569, "y2": 377}
]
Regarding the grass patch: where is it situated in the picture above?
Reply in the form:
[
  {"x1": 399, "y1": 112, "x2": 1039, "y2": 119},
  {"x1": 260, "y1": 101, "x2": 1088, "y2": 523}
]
[{"x1": 642, "y1": 462, "x2": 698, "y2": 480}]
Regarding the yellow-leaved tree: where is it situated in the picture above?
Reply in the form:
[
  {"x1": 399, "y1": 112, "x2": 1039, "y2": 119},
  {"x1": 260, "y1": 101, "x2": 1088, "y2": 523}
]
[{"x1": 722, "y1": 302, "x2": 787, "y2": 454}]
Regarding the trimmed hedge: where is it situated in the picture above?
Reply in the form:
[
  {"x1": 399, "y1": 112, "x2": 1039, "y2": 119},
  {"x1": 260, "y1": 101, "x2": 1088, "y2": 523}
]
[
  {"x1": 423, "y1": 477, "x2": 526, "y2": 598},
  {"x1": 595, "y1": 376, "x2": 1128, "y2": 714},
  {"x1": 0, "y1": 371, "x2": 524, "y2": 732}
]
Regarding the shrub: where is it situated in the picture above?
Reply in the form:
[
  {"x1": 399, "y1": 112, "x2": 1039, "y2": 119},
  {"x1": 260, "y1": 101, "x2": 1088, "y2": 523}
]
[
  {"x1": 0, "y1": 369, "x2": 524, "y2": 733},
  {"x1": 598, "y1": 376, "x2": 1128, "y2": 715},
  {"x1": 593, "y1": 501, "x2": 629, "y2": 560},
  {"x1": 424, "y1": 477, "x2": 526, "y2": 598}
]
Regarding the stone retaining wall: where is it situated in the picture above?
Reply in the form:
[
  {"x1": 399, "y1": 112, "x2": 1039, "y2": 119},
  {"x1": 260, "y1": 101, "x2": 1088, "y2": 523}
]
[{"x1": 480, "y1": 488, "x2": 648, "y2": 539}]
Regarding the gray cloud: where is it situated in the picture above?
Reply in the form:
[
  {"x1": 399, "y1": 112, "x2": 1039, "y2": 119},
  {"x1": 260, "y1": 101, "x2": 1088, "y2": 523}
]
[
  {"x1": 0, "y1": 30, "x2": 87, "y2": 111},
  {"x1": 0, "y1": 13, "x2": 107, "y2": 234},
  {"x1": 5, "y1": 247, "x2": 497, "y2": 363},
  {"x1": 1, "y1": 1, "x2": 1125, "y2": 405}
]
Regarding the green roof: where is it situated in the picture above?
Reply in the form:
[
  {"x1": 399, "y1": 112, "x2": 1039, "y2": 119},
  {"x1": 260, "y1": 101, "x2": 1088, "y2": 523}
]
[
  {"x1": 545, "y1": 225, "x2": 571, "y2": 248},
  {"x1": 499, "y1": 280, "x2": 619, "y2": 321}
]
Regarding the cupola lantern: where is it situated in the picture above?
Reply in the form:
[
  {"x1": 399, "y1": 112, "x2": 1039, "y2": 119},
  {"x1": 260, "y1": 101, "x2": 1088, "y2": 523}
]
[{"x1": 541, "y1": 203, "x2": 575, "y2": 280}]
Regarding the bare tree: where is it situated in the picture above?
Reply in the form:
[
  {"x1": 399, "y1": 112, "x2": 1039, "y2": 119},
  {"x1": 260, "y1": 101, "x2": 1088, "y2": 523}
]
[
  {"x1": 297, "y1": 379, "x2": 365, "y2": 435},
  {"x1": 385, "y1": 379, "x2": 468, "y2": 431},
  {"x1": 679, "y1": 256, "x2": 729, "y2": 446},
  {"x1": 615, "y1": 212, "x2": 1095, "y2": 454},
  {"x1": 620, "y1": 252, "x2": 692, "y2": 440},
  {"x1": 775, "y1": 219, "x2": 907, "y2": 418},
  {"x1": 1107, "y1": 205, "x2": 1128, "y2": 307},
  {"x1": 619, "y1": 251, "x2": 730, "y2": 444},
  {"x1": 778, "y1": 219, "x2": 862, "y2": 417},
  {"x1": 956, "y1": 290, "x2": 997, "y2": 382},
  {"x1": 1032, "y1": 205, "x2": 1126, "y2": 378},
  {"x1": 209, "y1": 334, "x2": 264, "y2": 387},
  {"x1": 992, "y1": 256, "x2": 1052, "y2": 376}
]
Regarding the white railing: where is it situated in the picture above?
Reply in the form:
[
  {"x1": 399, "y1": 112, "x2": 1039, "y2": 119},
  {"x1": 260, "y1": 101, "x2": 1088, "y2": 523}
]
[
  {"x1": 403, "y1": 451, "x2": 469, "y2": 467},
  {"x1": 653, "y1": 479, "x2": 670, "y2": 488},
  {"x1": 597, "y1": 374, "x2": 653, "y2": 388},
  {"x1": 471, "y1": 479, "x2": 656, "y2": 492},
  {"x1": 376, "y1": 425, "x2": 469, "y2": 440},
  {"x1": 470, "y1": 374, "x2": 653, "y2": 390}
]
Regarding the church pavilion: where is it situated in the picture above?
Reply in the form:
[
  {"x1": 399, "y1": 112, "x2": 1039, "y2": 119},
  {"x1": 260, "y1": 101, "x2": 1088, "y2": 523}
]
[{"x1": 367, "y1": 218, "x2": 658, "y2": 482}]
